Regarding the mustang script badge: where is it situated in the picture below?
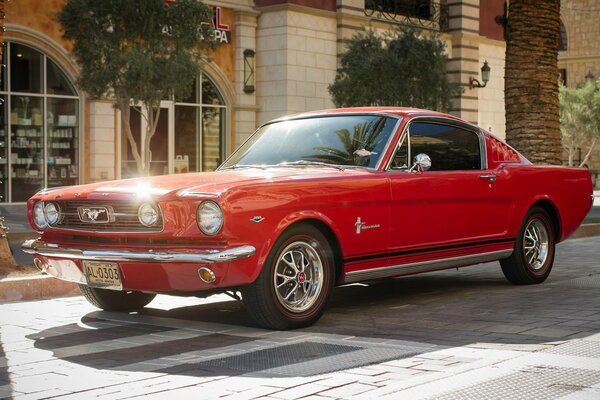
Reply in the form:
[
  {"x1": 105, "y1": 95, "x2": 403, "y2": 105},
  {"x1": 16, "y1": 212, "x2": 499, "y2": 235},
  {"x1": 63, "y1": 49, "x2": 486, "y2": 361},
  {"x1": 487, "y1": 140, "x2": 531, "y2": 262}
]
[
  {"x1": 78, "y1": 206, "x2": 111, "y2": 224},
  {"x1": 355, "y1": 217, "x2": 380, "y2": 234}
]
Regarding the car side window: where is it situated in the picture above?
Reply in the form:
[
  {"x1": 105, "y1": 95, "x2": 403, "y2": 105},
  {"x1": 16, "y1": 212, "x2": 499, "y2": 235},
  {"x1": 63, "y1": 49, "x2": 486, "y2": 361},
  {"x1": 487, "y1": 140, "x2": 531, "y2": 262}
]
[
  {"x1": 409, "y1": 122, "x2": 482, "y2": 171},
  {"x1": 390, "y1": 135, "x2": 409, "y2": 170}
]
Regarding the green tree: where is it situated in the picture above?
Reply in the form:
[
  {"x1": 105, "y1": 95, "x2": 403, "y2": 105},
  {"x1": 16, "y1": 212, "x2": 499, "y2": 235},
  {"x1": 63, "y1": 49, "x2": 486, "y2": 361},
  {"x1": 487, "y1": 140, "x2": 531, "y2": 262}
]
[
  {"x1": 59, "y1": 0, "x2": 213, "y2": 176},
  {"x1": 559, "y1": 81, "x2": 600, "y2": 167},
  {"x1": 329, "y1": 28, "x2": 459, "y2": 111}
]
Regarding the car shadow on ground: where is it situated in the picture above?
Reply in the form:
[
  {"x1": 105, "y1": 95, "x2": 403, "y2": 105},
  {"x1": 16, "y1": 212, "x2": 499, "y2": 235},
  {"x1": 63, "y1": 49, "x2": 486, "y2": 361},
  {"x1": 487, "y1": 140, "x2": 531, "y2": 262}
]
[{"x1": 24, "y1": 257, "x2": 600, "y2": 378}]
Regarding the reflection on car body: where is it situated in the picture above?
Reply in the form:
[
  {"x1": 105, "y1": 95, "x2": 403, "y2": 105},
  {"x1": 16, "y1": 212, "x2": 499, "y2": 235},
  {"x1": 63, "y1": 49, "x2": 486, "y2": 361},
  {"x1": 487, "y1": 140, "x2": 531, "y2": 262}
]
[{"x1": 22, "y1": 107, "x2": 593, "y2": 330}]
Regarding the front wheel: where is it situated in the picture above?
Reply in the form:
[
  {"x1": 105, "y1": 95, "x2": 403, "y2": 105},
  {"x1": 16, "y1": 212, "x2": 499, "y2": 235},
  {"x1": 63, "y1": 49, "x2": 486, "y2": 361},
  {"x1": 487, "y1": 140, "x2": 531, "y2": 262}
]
[
  {"x1": 79, "y1": 285, "x2": 156, "y2": 311},
  {"x1": 242, "y1": 224, "x2": 335, "y2": 330},
  {"x1": 500, "y1": 207, "x2": 555, "y2": 285}
]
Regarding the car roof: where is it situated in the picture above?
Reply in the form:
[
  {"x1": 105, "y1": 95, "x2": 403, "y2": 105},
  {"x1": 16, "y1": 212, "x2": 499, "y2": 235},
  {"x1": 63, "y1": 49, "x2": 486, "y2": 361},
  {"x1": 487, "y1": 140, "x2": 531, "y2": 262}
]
[{"x1": 272, "y1": 107, "x2": 464, "y2": 123}]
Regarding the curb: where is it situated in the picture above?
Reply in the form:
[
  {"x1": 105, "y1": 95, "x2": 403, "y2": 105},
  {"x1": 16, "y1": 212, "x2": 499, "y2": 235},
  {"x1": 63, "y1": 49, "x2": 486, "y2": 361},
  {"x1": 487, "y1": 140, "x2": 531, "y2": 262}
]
[
  {"x1": 569, "y1": 223, "x2": 600, "y2": 240},
  {"x1": 0, "y1": 275, "x2": 80, "y2": 303}
]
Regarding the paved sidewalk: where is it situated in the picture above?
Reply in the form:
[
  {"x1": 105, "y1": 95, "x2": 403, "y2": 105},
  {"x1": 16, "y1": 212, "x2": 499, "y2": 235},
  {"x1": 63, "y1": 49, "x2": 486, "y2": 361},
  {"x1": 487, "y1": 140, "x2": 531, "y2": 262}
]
[{"x1": 1, "y1": 236, "x2": 600, "y2": 399}]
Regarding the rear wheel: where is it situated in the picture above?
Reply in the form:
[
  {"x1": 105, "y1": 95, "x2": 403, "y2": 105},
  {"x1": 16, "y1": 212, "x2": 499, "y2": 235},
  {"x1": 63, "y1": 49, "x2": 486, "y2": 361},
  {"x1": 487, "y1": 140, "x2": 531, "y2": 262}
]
[
  {"x1": 242, "y1": 224, "x2": 334, "y2": 330},
  {"x1": 501, "y1": 207, "x2": 555, "y2": 284},
  {"x1": 79, "y1": 285, "x2": 156, "y2": 311}
]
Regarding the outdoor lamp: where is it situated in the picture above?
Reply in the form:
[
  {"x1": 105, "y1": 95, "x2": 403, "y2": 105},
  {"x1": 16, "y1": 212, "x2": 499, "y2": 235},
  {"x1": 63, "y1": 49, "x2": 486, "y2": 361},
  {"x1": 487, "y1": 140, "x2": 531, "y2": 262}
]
[
  {"x1": 470, "y1": 61, "x2": 491, "y2": 89},
  {"x1": 243, "y1": 49, "x2": 255, "y2": 94},
  {"x1": 585, "y1": 70, "x2": 595, "y2": 83}
]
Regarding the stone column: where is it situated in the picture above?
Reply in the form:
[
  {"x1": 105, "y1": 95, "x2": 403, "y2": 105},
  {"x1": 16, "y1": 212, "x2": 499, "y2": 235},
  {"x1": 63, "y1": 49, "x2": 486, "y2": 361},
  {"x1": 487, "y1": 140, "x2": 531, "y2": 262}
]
[
  {"x1": 446, "y1": 0, "x2": 481, "y2": 124},
  {"x1": 234, "y1": 9, "x2": 260, "y2": 147}
]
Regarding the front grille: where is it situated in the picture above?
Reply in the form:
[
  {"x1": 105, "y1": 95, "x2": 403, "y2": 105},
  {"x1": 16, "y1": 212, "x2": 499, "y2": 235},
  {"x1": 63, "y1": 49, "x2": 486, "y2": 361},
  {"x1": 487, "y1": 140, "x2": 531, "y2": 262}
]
[{"x1": 54, "y1": 201, "x2": 163, "y2": 232}]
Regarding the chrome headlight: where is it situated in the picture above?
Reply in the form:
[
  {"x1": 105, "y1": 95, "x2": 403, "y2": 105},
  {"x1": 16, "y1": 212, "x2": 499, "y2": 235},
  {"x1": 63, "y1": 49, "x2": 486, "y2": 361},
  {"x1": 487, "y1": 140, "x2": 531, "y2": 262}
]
[
  {"x1": 44, "y1": 202, "x2": 61, "y2": 226},
  {"x1": 33, "y1": 202, "x2": 48, "y2": 230},
  {"x1": 197, "y1": 201, "x2": 223, "y2": 236},
  {"x1": 138, "y1": 203, "x2": 159, "y2": 227}
]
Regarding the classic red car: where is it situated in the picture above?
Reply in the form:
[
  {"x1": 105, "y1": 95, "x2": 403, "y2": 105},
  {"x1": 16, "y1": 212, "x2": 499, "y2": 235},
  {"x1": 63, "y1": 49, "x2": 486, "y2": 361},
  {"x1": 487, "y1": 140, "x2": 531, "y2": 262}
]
[{"x1": 23, "y1": 107, "x2": 593, "y2": 329}]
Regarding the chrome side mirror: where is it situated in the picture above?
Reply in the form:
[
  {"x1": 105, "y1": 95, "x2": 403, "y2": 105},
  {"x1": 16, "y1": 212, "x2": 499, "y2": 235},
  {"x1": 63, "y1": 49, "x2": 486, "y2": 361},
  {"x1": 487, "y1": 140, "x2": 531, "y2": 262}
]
[{"x1": 409, "y1": 153, "x2": 432, "y2": 173}]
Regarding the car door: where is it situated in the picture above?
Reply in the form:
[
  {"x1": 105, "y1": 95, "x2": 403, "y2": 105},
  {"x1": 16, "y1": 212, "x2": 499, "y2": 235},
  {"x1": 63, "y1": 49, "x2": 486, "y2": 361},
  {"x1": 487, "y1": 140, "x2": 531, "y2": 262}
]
[{"x1": 387, "y1": 118, "x2": 509, "y2": 265}]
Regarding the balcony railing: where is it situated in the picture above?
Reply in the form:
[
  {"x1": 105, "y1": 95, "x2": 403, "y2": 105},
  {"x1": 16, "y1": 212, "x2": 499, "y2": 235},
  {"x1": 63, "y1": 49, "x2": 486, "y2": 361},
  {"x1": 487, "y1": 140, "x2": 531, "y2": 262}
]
[{"x1": 364, "y1": 0, "x2": 449, "y2": 32}]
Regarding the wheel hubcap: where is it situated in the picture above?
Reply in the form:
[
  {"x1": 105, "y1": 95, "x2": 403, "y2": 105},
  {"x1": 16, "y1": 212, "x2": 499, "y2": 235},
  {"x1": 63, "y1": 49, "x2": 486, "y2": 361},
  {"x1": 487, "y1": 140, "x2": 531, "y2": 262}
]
[
  {"x1": 523, "y1": 218, "x2": 549, "y2": 271},
  {"x1": 274, "y1": 241, "x2": 324, "y2": 313}
]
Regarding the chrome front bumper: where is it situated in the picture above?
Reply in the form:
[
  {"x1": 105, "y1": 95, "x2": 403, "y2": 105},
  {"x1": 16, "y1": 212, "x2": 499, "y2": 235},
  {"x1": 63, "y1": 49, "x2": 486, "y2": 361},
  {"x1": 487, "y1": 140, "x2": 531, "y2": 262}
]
[{"x1": 21, "y1": 239, "x2": 256, "y2": 264}]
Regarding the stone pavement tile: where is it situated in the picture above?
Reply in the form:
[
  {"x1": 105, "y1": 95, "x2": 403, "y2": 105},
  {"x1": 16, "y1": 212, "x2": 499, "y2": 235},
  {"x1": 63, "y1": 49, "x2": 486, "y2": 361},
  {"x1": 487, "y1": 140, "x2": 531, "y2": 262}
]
[
  {"x1": 340, "y1": 366, "x2": 387, "y2": 377},
  {"x1": 0, "y1": 384, "x2": 15, "y2": 399},
  {"x1": 220, "y1": 385, "x2": 286, "y2": 400},
  {"x1": 521, "y1": 327, "x2": 583, "y2": 338},
  {"x1": 268, "y1": 382, "x2": 330, "y2": 400},
  {"x1": 12, "y1": 388, "x2": 71, "y2": 399},
  {"x1": 482, "y1": 323, "x2": 532, "y2": 334},
  {"x1": 311, "y1": 375, "x2": 358, "y2": 388},
  {"x1": 318, "y1": 382, "x2": 380, "y2": 399},
  {"x1": 259, "y1": 377, "x2": 326, "y2": 389}
]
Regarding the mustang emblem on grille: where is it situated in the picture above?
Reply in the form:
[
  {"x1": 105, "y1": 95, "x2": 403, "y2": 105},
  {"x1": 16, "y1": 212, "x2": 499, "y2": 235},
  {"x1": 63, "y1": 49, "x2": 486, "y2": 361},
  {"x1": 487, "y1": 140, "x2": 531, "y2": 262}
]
[{"x1": 78, "y1": 207, "x2": 110, "y2": 224}]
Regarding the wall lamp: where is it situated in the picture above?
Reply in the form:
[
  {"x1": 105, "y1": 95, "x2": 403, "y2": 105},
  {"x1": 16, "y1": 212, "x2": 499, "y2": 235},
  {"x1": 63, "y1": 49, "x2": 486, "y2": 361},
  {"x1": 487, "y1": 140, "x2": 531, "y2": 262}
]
[
  {"x1": 585, "y1": 70, "x2": 595, "y2": 83},
  {"x1": 469, "y1": 61, "x2": 491, "y2": 89},
  {"x1": 243, "y1": 49, "x2": 255, "y2": 94}
]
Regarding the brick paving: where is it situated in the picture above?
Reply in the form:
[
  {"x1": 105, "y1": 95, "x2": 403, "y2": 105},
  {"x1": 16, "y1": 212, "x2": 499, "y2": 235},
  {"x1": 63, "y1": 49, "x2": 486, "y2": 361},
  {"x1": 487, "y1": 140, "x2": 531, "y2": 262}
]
[{"x1": 1, "y1": 236, "x2": 600, "y2": 399}]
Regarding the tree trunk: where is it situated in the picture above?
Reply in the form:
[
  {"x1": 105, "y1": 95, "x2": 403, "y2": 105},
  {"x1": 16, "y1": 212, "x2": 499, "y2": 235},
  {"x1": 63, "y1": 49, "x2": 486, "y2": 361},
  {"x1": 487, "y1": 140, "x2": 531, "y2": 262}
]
[{"x1": 505, "y1": 0, "x2": 561, "y2": 165}]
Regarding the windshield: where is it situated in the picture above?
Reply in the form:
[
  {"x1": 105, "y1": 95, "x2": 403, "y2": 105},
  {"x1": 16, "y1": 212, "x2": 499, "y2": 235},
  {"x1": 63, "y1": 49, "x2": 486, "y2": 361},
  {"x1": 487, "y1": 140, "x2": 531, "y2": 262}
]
[{"x1": 220, "y1": 115, "x2": 399, "y2": 169}]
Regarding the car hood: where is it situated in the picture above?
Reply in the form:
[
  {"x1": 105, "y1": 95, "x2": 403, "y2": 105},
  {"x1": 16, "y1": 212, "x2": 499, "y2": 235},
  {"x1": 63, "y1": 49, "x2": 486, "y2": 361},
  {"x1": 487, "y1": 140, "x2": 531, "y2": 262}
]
[{"x1": 35, "y1": 168, "x2": 367, "y2": 201}]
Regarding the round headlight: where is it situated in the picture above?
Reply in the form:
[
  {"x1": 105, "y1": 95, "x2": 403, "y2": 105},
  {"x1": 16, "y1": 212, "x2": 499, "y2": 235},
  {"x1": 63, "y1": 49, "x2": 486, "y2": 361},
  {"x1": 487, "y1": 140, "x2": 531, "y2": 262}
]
[
  {"x1": 33, "y1": 202, "x2": 48, "y2": 230},
  {"x1": 44, "y1": 202, "x2": 61, "y2": 226},
  {"x1": 138, "y1": 203, "x2": 159, "y2": 227},
  {"x1": 197, "y1": 201, "x2": 223, "y2": 236}
]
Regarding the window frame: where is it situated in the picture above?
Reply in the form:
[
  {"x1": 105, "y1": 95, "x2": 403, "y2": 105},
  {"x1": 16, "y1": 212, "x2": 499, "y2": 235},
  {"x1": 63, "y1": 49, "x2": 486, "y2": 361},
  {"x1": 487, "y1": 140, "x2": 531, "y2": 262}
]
[
  {"x1": 0, "y1": 40, "x2": 82, "y2": 203},
  {"x1": 385, "y1": 116, "x2": 488, "y2": 172}
]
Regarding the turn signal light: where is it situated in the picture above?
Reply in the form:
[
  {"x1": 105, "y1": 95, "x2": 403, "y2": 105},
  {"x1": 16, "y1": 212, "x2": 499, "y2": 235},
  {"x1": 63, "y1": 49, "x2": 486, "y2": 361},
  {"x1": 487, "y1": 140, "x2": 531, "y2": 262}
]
[{"x1": 198, "y1": 267, "x2": 216, "y2": 284}]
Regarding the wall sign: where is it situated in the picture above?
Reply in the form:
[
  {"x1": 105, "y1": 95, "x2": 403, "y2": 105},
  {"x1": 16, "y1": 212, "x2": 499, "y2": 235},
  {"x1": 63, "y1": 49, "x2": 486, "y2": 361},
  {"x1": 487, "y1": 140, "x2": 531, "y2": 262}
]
[{"x1": 203, "y1": 7, "x2": 231, "y2": 45}]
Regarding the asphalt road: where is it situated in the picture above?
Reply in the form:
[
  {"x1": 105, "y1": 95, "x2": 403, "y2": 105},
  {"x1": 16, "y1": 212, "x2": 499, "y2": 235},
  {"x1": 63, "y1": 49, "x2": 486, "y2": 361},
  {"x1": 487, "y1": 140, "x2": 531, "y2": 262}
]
[{"x1": 1, "y1": 236, "x2": 600, "y2": 399}]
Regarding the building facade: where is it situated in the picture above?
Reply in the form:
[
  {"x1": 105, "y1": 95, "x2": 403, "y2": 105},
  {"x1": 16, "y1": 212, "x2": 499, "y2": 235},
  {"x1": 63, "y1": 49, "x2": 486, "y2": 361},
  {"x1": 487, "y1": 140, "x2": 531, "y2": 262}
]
[{"x1": 2, "y1": 0, "x2": 592, "y2": 204}]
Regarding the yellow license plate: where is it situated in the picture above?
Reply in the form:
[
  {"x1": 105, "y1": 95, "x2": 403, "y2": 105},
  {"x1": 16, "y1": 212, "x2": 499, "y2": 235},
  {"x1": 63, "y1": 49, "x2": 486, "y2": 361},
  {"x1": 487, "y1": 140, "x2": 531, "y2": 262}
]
[{"x1": 83, "y1": 261, "x2": 123, "y2": 290}]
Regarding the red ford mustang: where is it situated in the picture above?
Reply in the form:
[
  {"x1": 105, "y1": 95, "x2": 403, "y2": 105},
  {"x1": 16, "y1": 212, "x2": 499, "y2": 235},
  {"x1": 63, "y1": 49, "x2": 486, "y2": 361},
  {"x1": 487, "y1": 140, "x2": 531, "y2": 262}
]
[{"x1": 22, "y1": 108, "x2": 593, "y2": 329}]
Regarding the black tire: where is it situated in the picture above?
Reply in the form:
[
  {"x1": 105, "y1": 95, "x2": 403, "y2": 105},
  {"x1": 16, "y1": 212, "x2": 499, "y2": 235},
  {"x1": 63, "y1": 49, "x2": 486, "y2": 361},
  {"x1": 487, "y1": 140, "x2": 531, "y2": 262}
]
[
  {"x1": 501, "y1": 207, "x2": 555, "y2": 285},
  {"x1": 79, "y1": 285, "x2": 156, "y2": 311},
  {"x1": 242, "y1": 224, "x2": 335, "y2": 330}
]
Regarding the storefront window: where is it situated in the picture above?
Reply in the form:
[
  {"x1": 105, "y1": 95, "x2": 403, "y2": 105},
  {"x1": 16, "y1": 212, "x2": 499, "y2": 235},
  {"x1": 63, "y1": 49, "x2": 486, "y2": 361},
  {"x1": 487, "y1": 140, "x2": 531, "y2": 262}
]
[
  {"x1": 47, "y1": 98, "x2": 78, "y2": 188},
  {"x1": 0, "y1": 95, "x2": 7, "y2": 201},
  {"x1": 10, "y1": 43, "x2": 43, "y2": 94},
  {"x1": 121, "y1": 72, "x2": 226, "y2": 178},
  {"x1": 0, "y1": 41, "x2": 81, "y2": 202},
  {"x1": 174, "y1": 73, "x2": 226, "y2": 173},
  {"x1": 10, "y1": 95, "x2": 44, "y2": 202}
]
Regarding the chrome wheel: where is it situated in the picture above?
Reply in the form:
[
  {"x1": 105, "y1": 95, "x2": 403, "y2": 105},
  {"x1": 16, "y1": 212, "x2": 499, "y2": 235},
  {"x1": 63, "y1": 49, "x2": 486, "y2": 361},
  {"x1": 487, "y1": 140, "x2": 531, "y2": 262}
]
[
  {"x1": 523, "y1": 218, "x2": 549, "y2": 271},
  {"x1": 273, "y1": 241, "x2": 324, "y2": 313}
]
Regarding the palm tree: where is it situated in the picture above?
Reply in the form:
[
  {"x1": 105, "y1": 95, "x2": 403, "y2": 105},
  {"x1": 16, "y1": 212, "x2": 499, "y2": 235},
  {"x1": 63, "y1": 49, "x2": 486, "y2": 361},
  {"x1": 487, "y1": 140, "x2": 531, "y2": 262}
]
[
  {"x1": 308, "y1": 119, "x2": 387, "y2": 166},
  {"x1": 505, "y1": 0, "x2": 561, "y2": 165}
]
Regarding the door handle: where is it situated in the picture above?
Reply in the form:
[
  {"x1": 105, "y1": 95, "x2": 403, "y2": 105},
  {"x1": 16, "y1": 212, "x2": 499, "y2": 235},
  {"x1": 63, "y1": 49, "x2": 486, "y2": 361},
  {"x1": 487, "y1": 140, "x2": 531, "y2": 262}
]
[{"x1": 479, "y1": 174, "x2": 496, "y2": 182}]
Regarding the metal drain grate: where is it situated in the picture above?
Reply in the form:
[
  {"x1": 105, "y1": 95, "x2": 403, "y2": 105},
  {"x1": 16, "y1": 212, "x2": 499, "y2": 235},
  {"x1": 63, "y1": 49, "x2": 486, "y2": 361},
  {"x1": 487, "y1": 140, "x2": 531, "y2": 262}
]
[
  {"x1": 158, "y1": 340, "x2": 422, "y2": 377},
  {"x1": 199, "y1": 341, "x2": 360, "y2": 372},
  {"x1": 554, "y1": 274, "x2": 600, "y2": 288},
  {"x1": 431, "y1": 365, "x2": 600, "y2": 400},
  {"x1": 544, "y1": 340, "x2": 600, "y2": 358}
]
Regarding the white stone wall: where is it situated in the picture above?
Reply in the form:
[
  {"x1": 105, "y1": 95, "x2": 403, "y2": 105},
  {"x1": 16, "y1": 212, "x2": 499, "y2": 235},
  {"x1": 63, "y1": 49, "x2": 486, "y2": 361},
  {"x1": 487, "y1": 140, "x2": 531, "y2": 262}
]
[
  {"x1": 478, "y1": 42, "x2": 506, "y2": 139},
  {"x1": 256, "y1": 7, "x2": 337, "y2": 125},
  {"x1": 88, "y1": 101, "x2": 116, "y2": 182},
  {"x1": 234, "y1": 10, "x2": 259, "y2": 147}
]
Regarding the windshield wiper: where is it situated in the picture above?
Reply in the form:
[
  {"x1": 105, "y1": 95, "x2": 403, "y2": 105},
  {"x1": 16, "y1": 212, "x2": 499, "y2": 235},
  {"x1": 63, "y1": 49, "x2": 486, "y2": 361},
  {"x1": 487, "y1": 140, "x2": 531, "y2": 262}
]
[
  {"x1": 276, "y1": 160, "x2": 345, "y2": 171},
  {"x1": 219, "y1": 164, "x2": 272, "y2": 170}
]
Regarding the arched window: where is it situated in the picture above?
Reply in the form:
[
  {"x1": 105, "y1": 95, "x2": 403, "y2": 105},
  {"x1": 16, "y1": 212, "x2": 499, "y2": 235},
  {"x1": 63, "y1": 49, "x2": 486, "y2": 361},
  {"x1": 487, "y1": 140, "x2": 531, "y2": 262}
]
[
  {"x1": 120, "y1": 71, "x2": 227, "y2": 177},
  {"x1": 559, "y1": 21, "x2": 568, "y2": 51},
  {"x1": 174, "y1": 72, "x2": 227, "y2": 173},
  {"x1": 0, "y1": 42, "x2": 81, "y2": 203}
]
